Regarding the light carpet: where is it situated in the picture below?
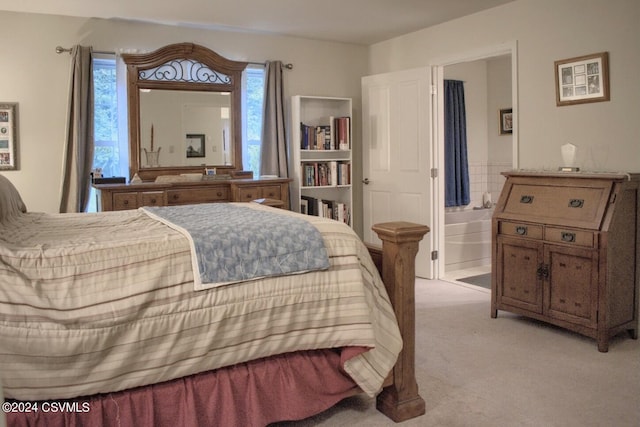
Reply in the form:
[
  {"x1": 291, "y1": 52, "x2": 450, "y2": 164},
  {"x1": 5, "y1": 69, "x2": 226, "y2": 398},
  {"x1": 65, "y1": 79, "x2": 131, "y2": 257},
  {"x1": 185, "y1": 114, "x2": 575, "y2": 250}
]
[{"x1": 273, "y1": 278, "x2": 640, "y2": 427}]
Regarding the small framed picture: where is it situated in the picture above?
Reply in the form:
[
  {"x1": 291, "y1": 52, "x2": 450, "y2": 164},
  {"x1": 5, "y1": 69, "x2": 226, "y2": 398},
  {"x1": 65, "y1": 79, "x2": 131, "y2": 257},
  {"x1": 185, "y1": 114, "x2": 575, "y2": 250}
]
[
  {"x1": 186, "y1": 134, "x2": 205, "y2": 158},
  {"x1": 555, "y1": 52, "x2": 609, "y2": 106},
  {"x1": 205, "y1": 168, "x2": 217, "y2": 176},
  {"x1": 0, "y1": 102, "x2": 18, "y2": 170},
  {"x1": 499, "y1": 108, "x2": 513, "y2": 135}
]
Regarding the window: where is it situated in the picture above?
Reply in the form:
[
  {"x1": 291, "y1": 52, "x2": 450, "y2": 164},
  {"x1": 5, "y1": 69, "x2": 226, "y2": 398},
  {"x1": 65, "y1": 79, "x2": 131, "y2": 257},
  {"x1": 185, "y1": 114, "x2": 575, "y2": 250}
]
[
  {"x1": 242, "y1": 66, "x2": 265, "y2": 177},
  {"x1": 93, "y1": 56, "x2": 121, "y2": 177},
  {"x1": 88, "y1": 54, "x2": 127, "y2": 212}
]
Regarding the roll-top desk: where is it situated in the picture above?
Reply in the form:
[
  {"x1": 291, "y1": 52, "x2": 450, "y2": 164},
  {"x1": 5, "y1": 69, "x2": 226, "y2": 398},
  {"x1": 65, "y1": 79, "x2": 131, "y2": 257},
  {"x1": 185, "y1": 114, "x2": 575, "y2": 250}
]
[
  {"x1": 491, "y1": 171, "x2": 639, "y2": 352},
  {"x1": 94, "y1": 177, "x2": 291, "y2": 211}
]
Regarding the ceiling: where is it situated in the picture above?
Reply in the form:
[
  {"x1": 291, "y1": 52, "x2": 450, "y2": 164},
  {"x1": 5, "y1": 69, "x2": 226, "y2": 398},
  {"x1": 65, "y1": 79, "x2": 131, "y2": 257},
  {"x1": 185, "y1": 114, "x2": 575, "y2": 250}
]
[{"x1": 0, "y1": 0, "x2": 515, "y2": 45}]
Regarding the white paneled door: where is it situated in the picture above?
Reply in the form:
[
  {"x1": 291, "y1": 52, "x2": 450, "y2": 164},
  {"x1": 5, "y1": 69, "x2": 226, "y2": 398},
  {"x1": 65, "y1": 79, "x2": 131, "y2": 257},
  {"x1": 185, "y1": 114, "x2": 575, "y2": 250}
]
[{"x1": 361, "y1": 67, "x2": 434, "y2": 278}]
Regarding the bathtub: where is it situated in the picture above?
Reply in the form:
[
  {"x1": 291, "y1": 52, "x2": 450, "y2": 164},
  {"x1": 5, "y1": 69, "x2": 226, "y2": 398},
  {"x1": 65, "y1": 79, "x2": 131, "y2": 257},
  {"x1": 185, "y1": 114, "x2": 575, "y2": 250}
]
[{"x1": 444, "y1": 208, "x2": 493, "y2": 271}]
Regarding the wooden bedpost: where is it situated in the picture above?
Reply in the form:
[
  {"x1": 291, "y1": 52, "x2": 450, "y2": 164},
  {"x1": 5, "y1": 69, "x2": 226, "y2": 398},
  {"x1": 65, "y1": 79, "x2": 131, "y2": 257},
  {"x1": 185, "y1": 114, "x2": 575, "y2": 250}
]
[{"x1": 370, "y1": 221, "x2": 429, "y2": 422}]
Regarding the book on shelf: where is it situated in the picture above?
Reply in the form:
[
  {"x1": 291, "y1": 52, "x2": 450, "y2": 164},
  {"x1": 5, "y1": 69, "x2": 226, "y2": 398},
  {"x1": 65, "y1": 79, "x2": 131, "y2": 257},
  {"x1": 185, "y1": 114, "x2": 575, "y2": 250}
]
[
  {"x1": 335, "y1": 116, "x2": 351, "y2": 150},
  {"x1": 299, "y1": 195, "x2": 350, "y2": 225},
  {"x1": 299, "y1": 116, "x2": 350, "y2": 150},
  {"x1": 301, "y1": 161, "x2": 350, "y2": 187}
]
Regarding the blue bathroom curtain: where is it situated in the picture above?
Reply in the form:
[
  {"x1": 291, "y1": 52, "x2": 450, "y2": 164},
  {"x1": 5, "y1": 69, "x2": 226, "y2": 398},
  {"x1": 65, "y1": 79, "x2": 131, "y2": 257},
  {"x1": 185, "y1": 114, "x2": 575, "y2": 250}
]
[{"x1": 444, "y1": 80, "x2": 470, "y2": 207}]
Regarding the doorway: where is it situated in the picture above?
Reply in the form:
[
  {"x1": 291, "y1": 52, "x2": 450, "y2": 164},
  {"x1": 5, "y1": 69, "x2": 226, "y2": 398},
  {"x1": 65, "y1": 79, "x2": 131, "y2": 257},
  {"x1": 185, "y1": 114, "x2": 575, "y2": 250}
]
[{"x1": 432, "y1": 42, "x2": 519, "y2": 282}]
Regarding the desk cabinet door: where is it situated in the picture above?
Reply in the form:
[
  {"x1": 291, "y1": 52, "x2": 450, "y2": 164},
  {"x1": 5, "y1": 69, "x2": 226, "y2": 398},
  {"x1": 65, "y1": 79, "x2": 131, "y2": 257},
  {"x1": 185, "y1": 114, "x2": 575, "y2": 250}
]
[
  {"x1": 496, "y1": 236, "x2": 544, "y2": 314},
  {"x1": 544, "y1": 245, "x2": 598, "y2": 327}
]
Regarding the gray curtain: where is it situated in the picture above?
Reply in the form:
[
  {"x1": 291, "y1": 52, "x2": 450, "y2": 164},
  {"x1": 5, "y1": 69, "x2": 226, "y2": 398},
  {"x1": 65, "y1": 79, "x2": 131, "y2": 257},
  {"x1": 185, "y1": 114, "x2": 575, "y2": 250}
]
[
  {"x1": 260, "y1": 61, "x2": 288, "y2": 179},
  {"x1": 60, "y1": 45, "x2": 94, "y2": 213},
  {"x1": 444, "y1": 79, "x2": 470, "y2": 207}
]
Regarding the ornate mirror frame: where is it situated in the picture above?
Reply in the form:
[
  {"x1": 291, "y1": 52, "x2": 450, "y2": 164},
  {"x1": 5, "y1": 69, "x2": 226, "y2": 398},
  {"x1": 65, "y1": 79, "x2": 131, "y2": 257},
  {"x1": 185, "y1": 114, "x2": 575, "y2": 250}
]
[{"x1": 123, "y1": 43, "x2": 248, "y2": 181}]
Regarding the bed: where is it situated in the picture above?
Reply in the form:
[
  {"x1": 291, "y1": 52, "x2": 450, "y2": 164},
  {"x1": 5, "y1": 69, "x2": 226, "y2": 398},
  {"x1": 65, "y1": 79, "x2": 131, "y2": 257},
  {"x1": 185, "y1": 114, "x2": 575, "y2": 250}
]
[{"x1": 0, "y1": 174, "x2": 428, "y2": 426}]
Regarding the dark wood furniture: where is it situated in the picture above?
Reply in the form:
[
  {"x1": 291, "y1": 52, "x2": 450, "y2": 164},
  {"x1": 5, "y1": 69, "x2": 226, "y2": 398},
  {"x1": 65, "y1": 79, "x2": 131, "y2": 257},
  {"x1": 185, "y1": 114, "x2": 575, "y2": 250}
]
[
  {"x1": 491, "y1": 171, "x2": 639, "y2": 352},
  {"x1": 94, "y1": 177, "x2": 291, "y2": 211}
]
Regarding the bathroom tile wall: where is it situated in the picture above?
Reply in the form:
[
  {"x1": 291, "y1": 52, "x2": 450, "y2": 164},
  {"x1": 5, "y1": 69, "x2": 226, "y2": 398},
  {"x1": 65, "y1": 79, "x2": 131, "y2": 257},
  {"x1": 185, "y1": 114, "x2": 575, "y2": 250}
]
[{"x1": 468, "y1": 161, "x2": 511, "y2": 208}]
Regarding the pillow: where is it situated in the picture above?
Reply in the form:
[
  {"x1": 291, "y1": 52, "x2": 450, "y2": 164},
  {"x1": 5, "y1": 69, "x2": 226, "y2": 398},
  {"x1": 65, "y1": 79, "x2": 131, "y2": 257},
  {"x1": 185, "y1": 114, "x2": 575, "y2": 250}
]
[{"x1": 0, "y1": 174, "x2": 27, "y2": 221}]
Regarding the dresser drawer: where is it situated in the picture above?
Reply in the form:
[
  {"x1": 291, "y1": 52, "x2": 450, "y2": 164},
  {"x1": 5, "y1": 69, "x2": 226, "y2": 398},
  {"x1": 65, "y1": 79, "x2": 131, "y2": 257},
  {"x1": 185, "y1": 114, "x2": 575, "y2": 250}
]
[
  {"x1": 499, "y1": 221, "x2": 543, "y2": 240},
  {"x1": 140, "y1": 191, "x2": 165, "y2": 207},
  {"x1": 259, "y1": 185, "x2": 282, "y2": 200},
  {"x1": 544, "y1": 227, "x2": 595, "y2": 247},
  {"x1": 236, "y1": 185, "x2": 283, "y2": 202},
  {"x1": 236, "y1": 186, "x2": 261, "y2": 201},
  {"x1": 167, "y1": 187, "x2": 229, "y2": 205},
  {"x1": 112, "y1": 192, "x2": 139, "y2": 210}
]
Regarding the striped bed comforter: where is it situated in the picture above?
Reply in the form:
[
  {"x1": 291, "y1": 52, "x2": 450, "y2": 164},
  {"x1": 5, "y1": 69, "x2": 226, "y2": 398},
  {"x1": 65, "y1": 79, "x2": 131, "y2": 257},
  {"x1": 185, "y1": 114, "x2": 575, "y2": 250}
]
[{"x1": 0, "y1": 203, "x2": 401, "y2": 401}]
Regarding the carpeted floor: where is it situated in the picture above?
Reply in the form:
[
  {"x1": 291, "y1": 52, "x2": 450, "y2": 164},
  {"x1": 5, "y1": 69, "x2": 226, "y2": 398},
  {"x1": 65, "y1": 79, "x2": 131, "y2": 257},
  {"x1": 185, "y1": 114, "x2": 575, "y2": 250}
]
[
  {"x1": 457, "y1": 272, "x2": 491, "y2": 289},
  {"x1": 273, "y1": 278, "x2": 640, "y2": 427}
]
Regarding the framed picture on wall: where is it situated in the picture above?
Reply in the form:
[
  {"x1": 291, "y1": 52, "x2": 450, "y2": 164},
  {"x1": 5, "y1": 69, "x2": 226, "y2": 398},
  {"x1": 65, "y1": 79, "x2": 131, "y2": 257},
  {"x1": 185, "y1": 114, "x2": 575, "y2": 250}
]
[
  {"x1": 0, "y1": 103, "x2": 18, "y2": 170},
  {"x1": 186, "y1": 134, "x2": 205, "y2": 158},
  {"x1": 554, "y1": 52, "x2": 609, "y2": 106},
  {"x1": 499, "y1": 108, "x2": 513, "y2": 135}
]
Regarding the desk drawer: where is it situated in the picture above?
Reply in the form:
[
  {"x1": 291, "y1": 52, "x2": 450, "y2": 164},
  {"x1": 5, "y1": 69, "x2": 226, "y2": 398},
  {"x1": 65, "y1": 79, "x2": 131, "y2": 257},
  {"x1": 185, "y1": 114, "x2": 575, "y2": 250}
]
[
  {"x1": 499, "y1": 221, "x2": 543, "y2": 240},
  {"x1": 544, "y1": 227, "x2": 595, "y2": 247}
]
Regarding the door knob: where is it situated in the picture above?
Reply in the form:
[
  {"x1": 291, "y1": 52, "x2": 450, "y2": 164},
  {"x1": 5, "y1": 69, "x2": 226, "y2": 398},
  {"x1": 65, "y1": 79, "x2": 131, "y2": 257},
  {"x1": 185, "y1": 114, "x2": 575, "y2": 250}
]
[{"x1": 362, "y1": 178, "x2": 370, "y2": 185}]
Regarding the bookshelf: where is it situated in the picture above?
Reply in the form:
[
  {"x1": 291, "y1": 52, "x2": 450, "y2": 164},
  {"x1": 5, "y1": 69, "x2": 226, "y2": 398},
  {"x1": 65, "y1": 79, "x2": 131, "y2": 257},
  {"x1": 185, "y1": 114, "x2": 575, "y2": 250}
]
[{"x1": 290, "y1": 95, "x2": 352, "y2": 226}]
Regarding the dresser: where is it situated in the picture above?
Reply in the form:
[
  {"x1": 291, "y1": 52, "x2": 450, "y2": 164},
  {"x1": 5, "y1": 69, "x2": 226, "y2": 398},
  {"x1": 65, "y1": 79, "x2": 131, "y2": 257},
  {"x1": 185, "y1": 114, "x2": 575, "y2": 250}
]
[
  {"x1": 491, "y1": 171, "x2": 639, "y2": 352},
  {"x1": 94, "y1": 177, "x2": 291, "y2": 211}
]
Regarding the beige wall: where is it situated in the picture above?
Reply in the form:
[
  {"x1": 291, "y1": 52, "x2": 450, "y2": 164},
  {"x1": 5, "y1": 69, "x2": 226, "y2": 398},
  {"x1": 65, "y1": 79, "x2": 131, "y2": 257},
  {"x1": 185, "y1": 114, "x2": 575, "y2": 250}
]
[
  {"x1": 2, "y1": 0, "x2": 639, "y2": 216},
  {"x1": 0, "y1": 11, "x2": 367, "y2": 213},
  {"x1": 369, "y1": 0, "x2": 640, "y2": 173},
  {"x1": 487, "y1": 56, "x2": 513, "y2": 165}
]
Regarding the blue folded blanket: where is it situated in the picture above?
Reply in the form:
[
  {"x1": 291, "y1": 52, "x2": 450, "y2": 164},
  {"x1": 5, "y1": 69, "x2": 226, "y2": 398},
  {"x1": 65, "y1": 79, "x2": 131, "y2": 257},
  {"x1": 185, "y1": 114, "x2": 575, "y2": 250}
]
[{"x1": 141, "y1": 203, "x2": 330, "y2": 290}]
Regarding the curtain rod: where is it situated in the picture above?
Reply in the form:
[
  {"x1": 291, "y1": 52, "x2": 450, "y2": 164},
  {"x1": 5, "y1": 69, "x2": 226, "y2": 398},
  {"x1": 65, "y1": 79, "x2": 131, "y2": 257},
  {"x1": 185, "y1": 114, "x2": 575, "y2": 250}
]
[
  {"x1": 56, "y1": 46, "x2": 293, "y2": 69},
  {"x1": 248, "y1": 61, "x2": 293, "y2": 70},
  {"x1": 56, "y1": 46, "x2": 115, "y2": 55}
]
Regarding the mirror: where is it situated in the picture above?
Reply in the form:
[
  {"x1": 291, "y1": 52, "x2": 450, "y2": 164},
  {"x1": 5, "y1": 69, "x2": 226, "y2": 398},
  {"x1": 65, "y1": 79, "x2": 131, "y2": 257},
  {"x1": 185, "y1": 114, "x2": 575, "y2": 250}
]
[
  {"x1": 123, "y1": 43, "x2": 247, "y2": 181},
  {"x1": 139, "y1": 90, "x2": 231, "y2": 167}
]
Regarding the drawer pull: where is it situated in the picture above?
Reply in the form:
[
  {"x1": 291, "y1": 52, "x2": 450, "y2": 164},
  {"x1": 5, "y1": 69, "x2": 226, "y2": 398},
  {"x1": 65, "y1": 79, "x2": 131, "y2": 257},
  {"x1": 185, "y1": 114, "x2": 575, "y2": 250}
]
[
  {"x1": 520, "y1": 195, "x2": 534, "y2": 204},
  {"x1": 123, "y1": 200, "x2": 129, "y2": 205},
  {"x1": 150, "y1": 198, "x2": 156, "y2": 204},
  {"x1": 217, "y1": 192, "x2": 222, "y2": 197},
  {"x1": 173, "y1": 194, "x2": 180, "y2": 200},
  {"x1": 515, "y1": 226, "x2": 528, "y2": 235},
  {"x1": 561, "y1": 232, "x2": 576, "y2": 243},
  {"x1": 568, "y1": 199, "x2": 584, "y2": 208}
]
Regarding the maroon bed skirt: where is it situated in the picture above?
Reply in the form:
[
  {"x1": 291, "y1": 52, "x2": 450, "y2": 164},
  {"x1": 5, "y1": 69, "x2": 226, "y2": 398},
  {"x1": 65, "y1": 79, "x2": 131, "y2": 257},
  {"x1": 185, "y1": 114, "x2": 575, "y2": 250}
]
[{"x1": 6, "y1": 347, "x2": 367, "y2": 427}]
